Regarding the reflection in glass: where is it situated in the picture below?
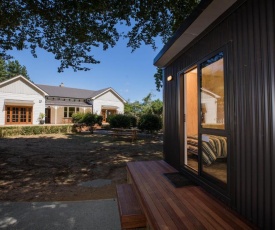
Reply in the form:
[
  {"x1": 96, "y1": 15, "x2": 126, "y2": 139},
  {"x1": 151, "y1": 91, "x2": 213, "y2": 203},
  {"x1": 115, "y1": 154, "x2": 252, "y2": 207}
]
[
  {"x1": 201, "y1": 52, "x2": 225, "y2": 129},
  {"x1": 201, "y1": 134, "x2": 227, "y2": 184}
]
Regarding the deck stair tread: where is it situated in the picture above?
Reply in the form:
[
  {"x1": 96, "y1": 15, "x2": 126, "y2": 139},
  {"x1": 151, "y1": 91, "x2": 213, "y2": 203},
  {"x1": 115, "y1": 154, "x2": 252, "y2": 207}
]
[{"x1": 116, "y1": 183, "x2": 146, "y2": 229}]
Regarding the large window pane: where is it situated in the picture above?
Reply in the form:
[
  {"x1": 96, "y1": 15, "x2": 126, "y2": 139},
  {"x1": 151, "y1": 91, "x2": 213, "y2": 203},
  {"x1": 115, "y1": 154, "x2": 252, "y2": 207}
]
[
  {"x1": 201, "y1": 134, "x2": 227, "y2": 184},
  {"x1": 12, "y1": 108, "x2": 19, "y2": 122},
  {"x1": 201, "y1": 52, "x2": 225, "y2": 129},
  {"x1": 28, "y1": 108, "x2": 32, "y2": 122},
  {"x1": 69, "y1": 107, "x2": 75, "y2": 117},
  {"x1": 7, "y1": 107, "x2": 10, "y2": 122},
  {"x1": 20, "y1": 108, "x2": 26, "y2": 122},
  {"x1": 64, "y1": 107, "x2": 68, "y2": 117}
]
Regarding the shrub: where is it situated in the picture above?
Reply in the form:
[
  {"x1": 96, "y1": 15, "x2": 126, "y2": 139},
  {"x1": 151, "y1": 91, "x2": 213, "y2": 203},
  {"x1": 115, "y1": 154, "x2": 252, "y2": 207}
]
[
  {"x1": 82, "y1": 112, "x2": 97, "y2": 126},
  {"x1": 138, "y1": 114, "x2": 162, "y2": 133},
  {"x1": 72, "y1": 112, "x2": 103, "y2": 126},
  {"x1": 109, "y1": 114, "x2": 132, "y2": 128},
  {"x1": 129, "y1": 115, "x2": 137, "y2": 127},
  {"x1": 72, "y1": 112, "x2": 85, "y2": 123},
  {"x1": 95, "y1": 115, "x2": 103, "y2": 126}
]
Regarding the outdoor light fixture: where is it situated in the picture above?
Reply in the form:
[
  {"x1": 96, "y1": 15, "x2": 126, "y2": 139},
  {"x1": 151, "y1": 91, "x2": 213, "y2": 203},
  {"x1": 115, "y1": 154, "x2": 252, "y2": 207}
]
[{"x1": 167, "y1": 75, "x2": 173, "y2": 81}]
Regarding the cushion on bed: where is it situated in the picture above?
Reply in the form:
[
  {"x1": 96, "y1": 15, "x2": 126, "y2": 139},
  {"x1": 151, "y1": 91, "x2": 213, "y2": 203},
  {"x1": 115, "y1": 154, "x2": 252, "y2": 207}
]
[{"x1": 187, "y1": 135, "x2": 227, "y2": 166}]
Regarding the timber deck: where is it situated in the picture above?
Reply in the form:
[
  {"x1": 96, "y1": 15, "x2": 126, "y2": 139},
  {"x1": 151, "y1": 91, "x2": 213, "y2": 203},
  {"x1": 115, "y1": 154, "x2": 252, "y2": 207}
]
[{"x1": 126, "y1": 160, "x2": 255, "y2": 230}]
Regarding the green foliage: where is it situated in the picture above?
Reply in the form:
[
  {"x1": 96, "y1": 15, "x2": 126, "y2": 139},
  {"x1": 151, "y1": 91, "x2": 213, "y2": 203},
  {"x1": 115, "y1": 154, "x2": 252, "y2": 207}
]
[
  {"x1": 154, "y1": 67, "x2": 163, "y2": 92},
  {"x1": 0, "y1": 59, "x2": 7, "y2": 82},
  {"x1": 138, "y1": 114, "x2": 162, "y2": 133},
  {"x1": 125, "y1": 93, "x2": 163, "y2": 118},
  {"x1": 72, "y1": 112, "x2": 85, "y2": 123},
  {"x1": 38, "y1": 112, "x2": 45, "y2": 120},
  {"x1": 129, "y1": 115, "x2": 137, "y2": 128},
  {"x1": 109, "y1": 114, "x2": 133, "y2": 128},
  {"x1": 0, "y1": 58, "x2": 30, "y2": 82},
  {"x1": 0, "y1": 0, "x2": 199, "y2": 73},
  {"x1": 96, "y1": 115, "x2": 103, "y2": 126},
  {"x1": 124, "y1": 100, "x2": 143, "y2": 117},
  {"x1": 151, "y1": 99, "x2": 163, "y2": 116},
  {"x1": 0, "y1": 125, "x2": 73, "y2": 137},
  {"x1": 82, "y1": 113, "x2": 97, "y2": 126},
  {"x1": 72, "y1": 112, "x2": 103, "y2": 126}
]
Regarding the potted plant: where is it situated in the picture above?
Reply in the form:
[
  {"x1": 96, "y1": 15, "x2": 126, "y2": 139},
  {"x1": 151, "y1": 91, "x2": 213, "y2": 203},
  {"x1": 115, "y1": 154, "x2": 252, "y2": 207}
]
[{"x1": 39, "y1": 112, "x2": 45, "y2": 124}]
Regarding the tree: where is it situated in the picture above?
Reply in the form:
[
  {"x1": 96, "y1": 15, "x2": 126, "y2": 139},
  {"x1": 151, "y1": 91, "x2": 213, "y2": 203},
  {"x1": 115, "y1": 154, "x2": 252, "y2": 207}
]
[
  {"x1": 125, "y1": 93, "x2": 163, "y2": 117},
  {"x1": 154, "y1": 68, "x2": 163, "y2": 92},
  {"x1": 124, "y1": 100, "x2": 143, "y2": 117},
  {"x1": 0, "y1": 58, "x2": 30, "y2": 82},
  {"x1": 0, "y1": 0, "x2": 200, "y2": 74},
  {"x1": 151, "y1": 99, "x2": 163, "y2": 117},
  {"x1": 0, "y1": 59, "x2": 7, "y2": 82}
]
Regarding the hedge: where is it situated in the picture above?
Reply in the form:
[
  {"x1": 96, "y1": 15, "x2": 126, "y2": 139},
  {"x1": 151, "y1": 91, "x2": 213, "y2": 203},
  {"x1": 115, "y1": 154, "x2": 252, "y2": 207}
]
[
  {"x1": 0, "y1": 125, "x2": 73, "y2": 137},
  {"x1": 137, "y1": 114, "x2": 162, "y2": 133},
  {"x1": 108, "y1": 114, "x2": 137, "y2": 128}
]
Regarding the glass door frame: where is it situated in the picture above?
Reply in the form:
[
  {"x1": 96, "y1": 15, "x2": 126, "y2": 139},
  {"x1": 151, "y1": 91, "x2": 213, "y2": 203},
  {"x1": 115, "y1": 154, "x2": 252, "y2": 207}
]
[
  {"x1": 198, "y1": 49, "x2": 229, "y2": 190},
  {"x1": 178, "y1": 46, "x2": 231, "y2": 195}
]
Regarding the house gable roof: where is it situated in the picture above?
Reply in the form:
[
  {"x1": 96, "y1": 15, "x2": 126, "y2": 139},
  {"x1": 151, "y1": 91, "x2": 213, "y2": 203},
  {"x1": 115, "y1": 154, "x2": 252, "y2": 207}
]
[
  {"x1": 91, "y1": 87, "x2": 126, "y2": 103},
  {"x1": 0, "y1": 75, "x2": 48, "y2": 96},
  {"x1": 154, "y1": 0, "x2": 237, "y2": 67},
  {"x1": 201, "y1": 88, "x2": 220, "y2": 99}
]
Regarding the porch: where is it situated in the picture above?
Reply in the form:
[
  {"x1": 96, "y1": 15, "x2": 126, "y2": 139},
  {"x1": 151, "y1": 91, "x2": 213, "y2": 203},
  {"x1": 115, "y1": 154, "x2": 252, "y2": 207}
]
[{"x1": 117, "y1": 160, "x2": 255, "y2": 229}]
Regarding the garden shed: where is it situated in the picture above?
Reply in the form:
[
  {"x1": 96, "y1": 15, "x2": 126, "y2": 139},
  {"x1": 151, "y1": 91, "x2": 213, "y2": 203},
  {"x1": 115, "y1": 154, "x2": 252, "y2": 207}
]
[{"x1": 154, "y1": 0, "x2": 274, "y2": 228}]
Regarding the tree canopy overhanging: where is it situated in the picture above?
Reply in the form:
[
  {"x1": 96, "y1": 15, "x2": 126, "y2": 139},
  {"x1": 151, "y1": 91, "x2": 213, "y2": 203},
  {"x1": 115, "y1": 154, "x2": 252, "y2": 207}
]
[{"x1": 0, "y1": 0, "x2": 199, "y2": 90}]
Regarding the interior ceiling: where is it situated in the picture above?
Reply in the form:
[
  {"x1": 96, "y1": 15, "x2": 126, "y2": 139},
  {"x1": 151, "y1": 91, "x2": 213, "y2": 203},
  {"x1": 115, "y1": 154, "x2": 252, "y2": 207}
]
[
  {"x1": 202, "y1": 59, "x2": 223, "y2": 77},
  {"x1": 187, "y1": 59, "x2": 223, "y2": 77}
]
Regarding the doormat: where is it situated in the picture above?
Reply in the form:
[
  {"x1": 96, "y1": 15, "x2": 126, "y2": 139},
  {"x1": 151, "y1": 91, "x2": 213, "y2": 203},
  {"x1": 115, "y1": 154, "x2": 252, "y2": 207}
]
[{"x1": 163, "y1": 172, "x2": 197, "y2": 188}]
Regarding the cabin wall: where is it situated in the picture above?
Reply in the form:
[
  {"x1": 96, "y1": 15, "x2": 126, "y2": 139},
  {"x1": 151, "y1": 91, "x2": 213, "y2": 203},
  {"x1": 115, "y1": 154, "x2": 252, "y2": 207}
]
[{"x1": 163, "y1": 0, "x2": 274, "y2": 228}]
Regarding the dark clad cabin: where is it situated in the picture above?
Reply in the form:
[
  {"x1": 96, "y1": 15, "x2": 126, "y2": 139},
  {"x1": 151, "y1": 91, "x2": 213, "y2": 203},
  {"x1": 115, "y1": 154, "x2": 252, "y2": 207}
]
[{"x1": 154, "y1": 0, "x2": 274, "y2": 229}]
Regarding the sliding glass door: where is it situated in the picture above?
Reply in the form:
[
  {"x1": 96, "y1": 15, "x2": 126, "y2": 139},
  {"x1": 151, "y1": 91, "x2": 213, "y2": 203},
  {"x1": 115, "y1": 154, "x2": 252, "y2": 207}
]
[
  {"x1": 182, "y1": 51, "x2": 228, "y2": 189},
  {"x1": 200, "y1": 52, "x2": 228, "y2": 186}
]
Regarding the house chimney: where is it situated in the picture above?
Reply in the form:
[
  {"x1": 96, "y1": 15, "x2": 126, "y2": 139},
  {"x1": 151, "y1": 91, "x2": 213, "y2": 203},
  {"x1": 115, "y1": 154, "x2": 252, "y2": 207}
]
[{"x1": 59, "y1": 82, "x2": 64, "y2": 87}]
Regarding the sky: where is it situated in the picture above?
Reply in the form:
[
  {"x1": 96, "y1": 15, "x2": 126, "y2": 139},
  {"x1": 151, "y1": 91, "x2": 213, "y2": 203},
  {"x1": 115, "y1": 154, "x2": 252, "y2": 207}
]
[{"x1": 7, "y1": 36, "x2": 164, "y2": 103}]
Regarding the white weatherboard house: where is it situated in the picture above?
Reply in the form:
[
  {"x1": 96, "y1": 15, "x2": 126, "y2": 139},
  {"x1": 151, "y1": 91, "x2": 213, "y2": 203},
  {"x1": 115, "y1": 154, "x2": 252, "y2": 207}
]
[{"x1": 0, "y1": 75, "x2": 126, "y2": 125}]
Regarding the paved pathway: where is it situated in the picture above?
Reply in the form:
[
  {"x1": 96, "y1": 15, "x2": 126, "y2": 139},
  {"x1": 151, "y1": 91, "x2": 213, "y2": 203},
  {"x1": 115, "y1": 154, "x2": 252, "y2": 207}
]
[{"x1": 0, "y1": 199, "x2": 120, "y2": 230}]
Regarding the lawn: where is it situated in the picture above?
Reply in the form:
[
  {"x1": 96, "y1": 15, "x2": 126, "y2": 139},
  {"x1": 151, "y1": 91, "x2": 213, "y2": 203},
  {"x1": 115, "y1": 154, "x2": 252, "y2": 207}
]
[{"x1": 0, "y1": 130, "x2": 163, "y2": 201}]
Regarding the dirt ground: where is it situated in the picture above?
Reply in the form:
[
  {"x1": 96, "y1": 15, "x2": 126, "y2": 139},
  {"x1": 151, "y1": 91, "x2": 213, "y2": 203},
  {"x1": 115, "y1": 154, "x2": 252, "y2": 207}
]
[{"x1": 0, "y1": 130, "x2": 163, "y2": 202}]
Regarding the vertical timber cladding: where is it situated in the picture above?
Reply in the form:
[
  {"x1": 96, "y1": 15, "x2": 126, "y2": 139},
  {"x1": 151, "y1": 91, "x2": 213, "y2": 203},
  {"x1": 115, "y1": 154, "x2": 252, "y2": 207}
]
[
  {"x1": 163, "y1": 66, "x2": 181, "y2": 169},
  {"x1": 162, "y1": 0, "x2": 275, "y2": 228}
]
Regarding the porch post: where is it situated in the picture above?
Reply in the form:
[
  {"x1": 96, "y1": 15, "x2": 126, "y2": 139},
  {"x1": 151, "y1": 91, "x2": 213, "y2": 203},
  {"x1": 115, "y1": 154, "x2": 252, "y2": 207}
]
[{"x1": 54, "y1": 106, "x2": 57, "y2": 124}]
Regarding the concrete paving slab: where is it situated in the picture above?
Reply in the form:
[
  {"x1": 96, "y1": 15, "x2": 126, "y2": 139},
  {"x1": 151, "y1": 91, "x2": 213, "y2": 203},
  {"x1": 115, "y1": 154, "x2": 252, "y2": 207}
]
[
  {"x1": 0, "y1": 199, "x2": 121, "y2": 230},
  {"x1": 78, "y1": 179, "x2": 112, "y2": 188}
]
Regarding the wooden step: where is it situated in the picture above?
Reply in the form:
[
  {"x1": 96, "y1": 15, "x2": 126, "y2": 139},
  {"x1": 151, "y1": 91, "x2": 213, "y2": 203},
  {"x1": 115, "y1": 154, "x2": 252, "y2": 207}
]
[{"x1": 116, "y1": 184, "x2": 146, "y2": 229}]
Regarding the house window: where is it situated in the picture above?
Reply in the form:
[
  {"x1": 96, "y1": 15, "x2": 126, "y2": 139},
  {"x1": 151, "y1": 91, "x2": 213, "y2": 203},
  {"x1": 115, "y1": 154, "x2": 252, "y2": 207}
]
[
  {"x1": 5, "y1": 106, "x2": 32, "y2": 124},
  {"x1": 64, "y1": 107, "x2": 79, "y2": 117},
  {"x1": 69, "y1": 107, "x2": 75, "y2": 117},
  {"x1": 64, "y1": 107, "x2": 67, "y2": 117}
]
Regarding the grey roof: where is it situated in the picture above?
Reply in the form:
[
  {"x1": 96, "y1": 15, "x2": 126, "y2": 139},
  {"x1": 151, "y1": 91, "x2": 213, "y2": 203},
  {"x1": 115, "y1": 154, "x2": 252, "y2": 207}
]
[
  {"x1": 36, "y1": 84, "x2": 110, "y2": 99},
  {"x1": 45, "y1": 100, "x2": 93, "y2": 107}
]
